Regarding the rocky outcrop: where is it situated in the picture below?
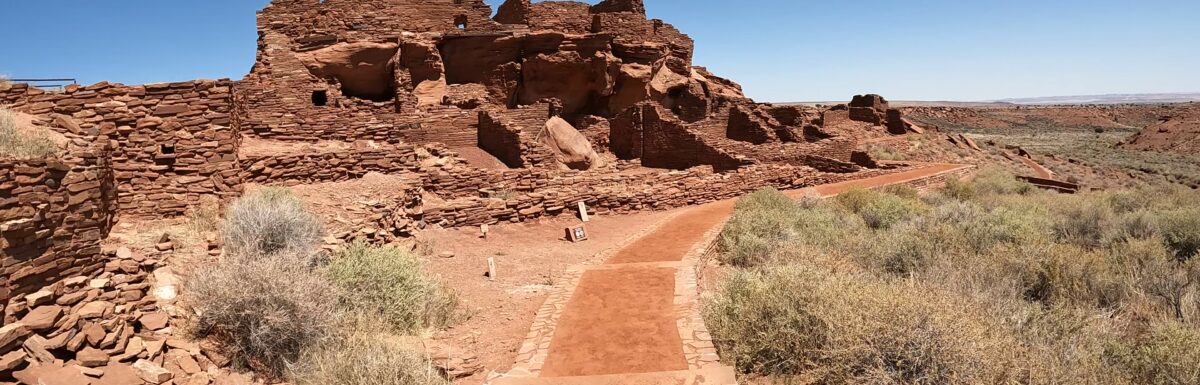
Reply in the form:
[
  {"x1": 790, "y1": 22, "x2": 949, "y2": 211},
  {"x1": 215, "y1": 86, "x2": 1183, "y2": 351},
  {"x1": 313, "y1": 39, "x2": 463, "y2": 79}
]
[{"x1": 1119, "y1": 111, "x2": 1200, "y2": 154}]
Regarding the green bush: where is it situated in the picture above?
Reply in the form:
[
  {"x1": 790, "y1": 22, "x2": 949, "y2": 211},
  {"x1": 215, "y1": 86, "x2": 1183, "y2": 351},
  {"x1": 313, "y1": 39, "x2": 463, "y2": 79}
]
[
  {"x1": 0, "y1": 107, "x2": 61, "y2": 160},
  {"x1": 185, "y1": 255, "x2": 340, "y2": 376},
  {"x1": 223, "y1": 188, "x2": 324, "y2": 261},
  {"x1": 326, "y1": 241, "x2": 459, "y2": 334}
]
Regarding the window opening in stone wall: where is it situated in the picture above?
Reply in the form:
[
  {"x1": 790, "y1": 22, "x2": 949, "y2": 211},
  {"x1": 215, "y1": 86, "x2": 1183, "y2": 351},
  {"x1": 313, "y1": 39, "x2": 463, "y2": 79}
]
[
  {"x1": 455, "y1": 15, "x2": 468, "y2": 30},
  {"x1": 312, "y1": 90, "x2": 328, "y2": 106},
  {"x1": 160, "y1": 144, "x2": 176, "y2": 155}
]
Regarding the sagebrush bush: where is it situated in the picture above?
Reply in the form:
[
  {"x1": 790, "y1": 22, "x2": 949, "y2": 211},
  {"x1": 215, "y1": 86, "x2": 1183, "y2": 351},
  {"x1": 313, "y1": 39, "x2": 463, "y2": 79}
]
[
  {"x1": 720, "y1": 189, "x2": 864, "y2": 267},
  {"x1": 972, "y1": 168, "x2": 1036, "y2": 196},
  {"x1": 710, "y1": 178, "x2": 1200, "y2": 384},
  {"x1": 0, "y1": 107, "x2": 61, "y2": 160},
  {"x1": 291, "y1": 322, "x2": 448, "y2": 385},
  {"x1": 185, "y1": 255, "x2": 340, "y2": 376},
  {"x1": 705, "y1": 265, "x2": 1024, "y2": 383},
  {"x1": 859, "y1": 193, "x2": 926, "y2": 229},
  {"x1": 223, "y1": 188, "x2": 324, "y2": 261},
  {"x1": 1053, "y1": 198, "x2": 1114, "y2": 249},
  {"x1": 1157, "y1": 208, "x2": 1200, "y2": 260},
  {"x1": 1106, "y1": 321, "x2": 1200, "y2": 385},
  {"x1": 326, "y1": 241, "x2": 459, "y2": 334}
]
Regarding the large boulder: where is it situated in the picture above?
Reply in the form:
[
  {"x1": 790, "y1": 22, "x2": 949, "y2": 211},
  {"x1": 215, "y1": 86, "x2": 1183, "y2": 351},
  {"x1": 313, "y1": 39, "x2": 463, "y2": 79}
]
[{"x1": 539, "y1": 117, "x2": 606, "y2": 170}]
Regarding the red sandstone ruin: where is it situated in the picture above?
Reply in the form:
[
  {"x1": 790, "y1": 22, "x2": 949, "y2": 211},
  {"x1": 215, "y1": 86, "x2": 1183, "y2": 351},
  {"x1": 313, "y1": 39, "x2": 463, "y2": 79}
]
[
  {"x1": 0, "y1": 0, "x2": 924, "y2": 302},
  {"x1": 0, "y1": 7, "x2": 933, "y2": 381}
]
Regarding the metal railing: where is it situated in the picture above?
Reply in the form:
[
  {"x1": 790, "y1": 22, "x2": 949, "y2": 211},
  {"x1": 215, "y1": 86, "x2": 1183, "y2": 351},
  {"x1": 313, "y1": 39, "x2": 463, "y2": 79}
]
[{"x1": 8, "y1": 78, "x2": 79, "y2": 91}]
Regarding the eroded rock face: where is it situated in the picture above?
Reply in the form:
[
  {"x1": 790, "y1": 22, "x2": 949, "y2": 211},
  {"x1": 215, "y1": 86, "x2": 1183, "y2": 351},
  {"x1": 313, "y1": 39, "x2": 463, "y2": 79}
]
[
  {"x1": 239, "y1": 0, "x2": 747, "y2": 145},
  {"x1": 296, "y1": 42, "x2": 400, "y2": 102}
]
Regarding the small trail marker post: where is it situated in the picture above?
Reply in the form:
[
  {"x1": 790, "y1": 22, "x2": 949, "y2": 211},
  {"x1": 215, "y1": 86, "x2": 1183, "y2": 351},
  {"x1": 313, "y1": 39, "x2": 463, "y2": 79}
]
[
  {"x1": 487, "y1": 257, "x2": 497, "y2": 281},
  {"x1": 566, "y1": 225, "x2": 588, "y2": 243},
  {"x1": 578, "y1": 202, "x2": 590, "y2": 222},
  {"x1": 480, "y1": 224, "x2": 490, "y2": 239}
]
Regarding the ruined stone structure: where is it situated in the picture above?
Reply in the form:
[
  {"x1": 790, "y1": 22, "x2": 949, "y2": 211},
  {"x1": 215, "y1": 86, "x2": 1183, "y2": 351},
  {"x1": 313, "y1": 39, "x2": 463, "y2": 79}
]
[
  {"x1": 0, "y1": 0, "x2": 923, "y2": 321},
  {"x1": 0, "y1": 134, "x2": 115, "y2": 302},
  {"x1": 0, "y1": 0, "x2": 925, "y2": 297},
  {"x1": 0, "y1": 1, "x2": 942, "y2": 381}
]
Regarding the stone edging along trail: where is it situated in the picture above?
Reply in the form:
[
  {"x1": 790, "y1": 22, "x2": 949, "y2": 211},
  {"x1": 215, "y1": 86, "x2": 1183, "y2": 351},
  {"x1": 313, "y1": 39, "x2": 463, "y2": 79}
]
[{"x1": 487, "y1": 163, "x2": 974, "y2": 385}]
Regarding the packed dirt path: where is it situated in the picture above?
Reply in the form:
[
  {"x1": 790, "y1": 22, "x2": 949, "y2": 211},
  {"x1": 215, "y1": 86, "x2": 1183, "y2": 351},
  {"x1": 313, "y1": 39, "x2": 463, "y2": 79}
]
[{"x1": 489, "y1": 163, "x2": 971, "y2": 385}]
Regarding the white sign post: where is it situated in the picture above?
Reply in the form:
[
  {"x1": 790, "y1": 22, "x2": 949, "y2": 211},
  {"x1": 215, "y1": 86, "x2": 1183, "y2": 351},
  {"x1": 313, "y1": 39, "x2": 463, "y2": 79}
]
[
  {"x1": 487, "y1": 257, "x2": 497, "y2": 281},
  {"x1": 578, "y1": 202, "x2": 590, "y2": 222}
]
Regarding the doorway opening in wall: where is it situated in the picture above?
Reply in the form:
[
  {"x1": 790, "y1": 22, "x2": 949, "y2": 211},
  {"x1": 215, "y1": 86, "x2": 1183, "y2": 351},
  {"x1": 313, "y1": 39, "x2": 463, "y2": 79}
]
[
  {"x1": 454, "y1": 15, "x2": 468, "y2": 30},
  {"x1": 312, "y1": 90, "x2": 328, "y2": 106}
]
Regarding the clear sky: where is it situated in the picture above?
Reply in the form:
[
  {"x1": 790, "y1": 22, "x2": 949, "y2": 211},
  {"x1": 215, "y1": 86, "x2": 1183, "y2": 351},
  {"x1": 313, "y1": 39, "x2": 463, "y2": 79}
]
[{"x1": 2, "y1": 0, "x2": 1197, "y2": 102}]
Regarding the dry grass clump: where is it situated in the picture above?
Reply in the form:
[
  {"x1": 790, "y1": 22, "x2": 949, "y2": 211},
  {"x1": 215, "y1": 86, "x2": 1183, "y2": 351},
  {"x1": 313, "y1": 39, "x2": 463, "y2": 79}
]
[
  {"x1": 223, "y1": 187, "x2": 324, "y2": 261},
  {"x1": 719, "y1": 188, "x2": 863, "y2": 267},
  {"x1": 185, "y1": 254, "x2": 341, "y2": 376},
  {"x1": 0, "y1": 107, "x2": 62, "y2": 160},
  {"x1": 290, "y1": 319, "x2": 448, "y2": 385},
  {"x1": 326, "y1": 241, "x2": 460, "y2": 334},
  {"x1": 705, "y1": 265, "x2": 1024, "y2": 383},
  {"x1": 1105, "y1": 321, "x2": 1200, "y2": 385},
  {"x1": 707, "y1": 171, "x2": 1200, "y2": 384},
  {"x1": 186, "y1": 188, "x2": 456, "y2": 381}
]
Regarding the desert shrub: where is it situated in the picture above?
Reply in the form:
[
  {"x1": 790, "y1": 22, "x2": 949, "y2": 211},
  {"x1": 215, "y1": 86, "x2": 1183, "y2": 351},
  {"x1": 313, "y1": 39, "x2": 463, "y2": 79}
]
[
  {"x1": 1106, "y1": 321, "x2": 1200, "y2": 385},
  {"x1": 223, "y1": 188, "x2": 324, "y2": 261},
  {"x1": 720, "y1": 189, "x2": 804, "y2": 267},
  {"x1": 1114, "y1": 210, "x2": 1160, "y2": 242},
  {"x1": 185, "y1": 255, "x2": 340, "y2": 376},
  {"x1": 973, "y1": 168, "x2": 1036, "y2": 196},
  {"x1": 867, "y1": 143, "x2": 906, "y2": 161},
  {"x1": 834, "y1": 188, "x2": 878, "y2": 213},
  {"x1": 326, "y1": 241, "x2": 459, "y2": 334},
  {"x1": 705, "y1": 265, "x2": 1024, "y2": 383},
  {"x1": 1019, "y1": 243, "x2": 1129, "y2": 309},
  {"x1": 703, "y1": 265, "x2": 829, "y2": 375},
  {"x1": 1052, "y1": 198, "x2": 1114, "y2": 249},
  {"x1": 291, "y1": 321, "x2": 448, "y2": 385},
  {"x1": 941, "y1": 177, "x2": 976, "y2": 201},
  {"x1": 859, "y1": 193, "x2": 926, "y2": 229},
  {"x1": 879, "y1": 184, "x2": 920, "y2": 200},
  {"x1": 0, "y1": 107, "x2": 61, "y2": 159},
  {"x1": 1157, "y1": 207, "x2": 1200, "y2": 260}
]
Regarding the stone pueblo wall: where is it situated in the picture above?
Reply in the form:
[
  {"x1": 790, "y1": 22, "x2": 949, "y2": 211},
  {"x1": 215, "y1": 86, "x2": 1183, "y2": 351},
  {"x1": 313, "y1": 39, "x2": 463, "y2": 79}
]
[
  {"x1": 0, "y1": 144, "x2": 116, "y2": 303},
  {"x1": 240, "y1": 141, "x2": 454, "y2": 185},
  {"x1": 418, "y1": 163, "x2": 901, "y2": 228},
  {"x1": 0, "y1": 81, "x2": 241, "y2": 218}
]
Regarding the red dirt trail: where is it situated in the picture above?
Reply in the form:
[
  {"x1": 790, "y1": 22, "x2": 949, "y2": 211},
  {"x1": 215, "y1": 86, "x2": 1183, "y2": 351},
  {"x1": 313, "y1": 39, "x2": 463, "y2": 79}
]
[{"x1": 538, "y1": 164, "x2": 967, "y2": 378}]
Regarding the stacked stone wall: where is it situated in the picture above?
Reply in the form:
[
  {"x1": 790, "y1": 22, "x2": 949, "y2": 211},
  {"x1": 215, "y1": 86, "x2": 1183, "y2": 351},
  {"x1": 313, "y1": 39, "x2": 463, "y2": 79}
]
[
  {"x1": 240, "y1": 142, "x2": 449, "y2": 185},
  {"x1": 0, "y1": 143, "x2": 115, "y2": 302},
  {"x1": 0, "y1": 81, "x2": 242, "y2": 218}
]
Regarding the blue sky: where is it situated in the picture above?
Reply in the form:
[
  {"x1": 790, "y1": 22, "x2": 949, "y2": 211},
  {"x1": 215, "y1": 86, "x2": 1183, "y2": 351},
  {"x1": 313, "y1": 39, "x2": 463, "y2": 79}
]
[{"x1": 2, "y1": 0, "x2": 1197, "y2": 102}]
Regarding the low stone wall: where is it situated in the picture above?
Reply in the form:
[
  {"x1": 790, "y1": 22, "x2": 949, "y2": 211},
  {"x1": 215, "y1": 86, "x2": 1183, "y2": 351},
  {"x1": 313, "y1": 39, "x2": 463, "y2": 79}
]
[
  {"x1": 240, "y1": 141, "x2": 448, "y2": 185},
  {"x1": 0, "y1": 145, "x2": 115, "y2": 302},
  {"x1": 421, "y1": 164, "x2": 899, "y2": 228}
]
